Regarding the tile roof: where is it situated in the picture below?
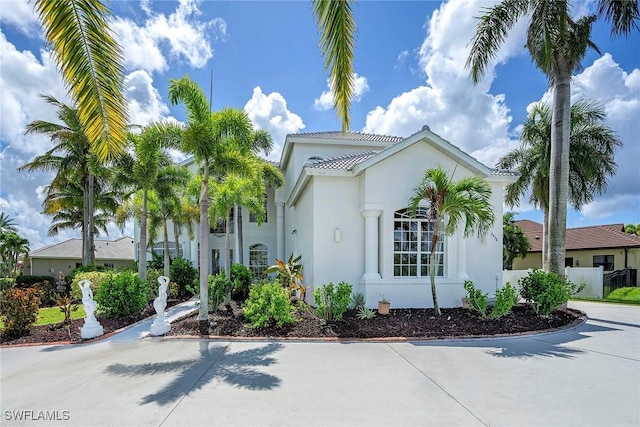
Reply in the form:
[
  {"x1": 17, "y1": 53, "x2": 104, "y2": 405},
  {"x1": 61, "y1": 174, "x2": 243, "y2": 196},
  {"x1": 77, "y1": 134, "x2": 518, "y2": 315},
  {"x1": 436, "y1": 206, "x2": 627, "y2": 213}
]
[
  {"x1": 491, "y1": 169, "x2": 520, "y2": 177},
  {"x1": 305, "y1": 151, "x2": 378, "y2": 171},
  {"x1": 30, "y1": 237, "x2": 134, "y2": 260},
  {"x1": 288, "y1": 131, "x2": 403, "y2": 144},
  {"x1": 515, "y1": 221, "x2": 640, "y2": 252}
]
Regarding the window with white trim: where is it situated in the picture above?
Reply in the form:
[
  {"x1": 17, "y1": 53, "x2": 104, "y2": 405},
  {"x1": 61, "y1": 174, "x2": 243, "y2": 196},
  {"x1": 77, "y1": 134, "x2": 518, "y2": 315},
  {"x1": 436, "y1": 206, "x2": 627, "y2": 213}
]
[
  {"x1": 249, "y1": 243, "x2": 269, "y2": 280},
  {"x1": 393, "y1": 208, "x2": 444, "y2": 277}
]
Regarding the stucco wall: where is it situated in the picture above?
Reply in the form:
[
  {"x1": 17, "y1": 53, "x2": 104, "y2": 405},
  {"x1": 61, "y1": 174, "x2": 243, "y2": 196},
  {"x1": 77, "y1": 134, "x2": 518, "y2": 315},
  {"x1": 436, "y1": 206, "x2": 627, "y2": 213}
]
[
  {"x1": 512, "y1": 248, "x2": 640, "y2": 271},
  {"x1": 28, "y1": 258, "x2": 133, "y2": 276}
]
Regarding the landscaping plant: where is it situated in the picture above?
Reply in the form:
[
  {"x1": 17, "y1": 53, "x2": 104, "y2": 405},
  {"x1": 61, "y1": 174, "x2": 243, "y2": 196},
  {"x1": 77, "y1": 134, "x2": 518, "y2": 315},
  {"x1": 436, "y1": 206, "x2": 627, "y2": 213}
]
[
  {"x1": 243, "y1": 280, "x2": 295, "y2": 328},
  {"x1": 350, "y1": 292, "x2": 365, "y2": 310},
  {"x1": 208, "y1": 273, "x2": 233, "y2": 311},
  {"x1": 56, "y1": 294, "x2": 78, "y2": 339},
  {"x1": 95, "y1": 271, "x2": 150, "y2": 318},
  {"x1": 314, "y1": 281, "x2": 353, "y2": 323},
  {"x1": 169, "y1": 257, "x2": 198, "y2": 298},
  {"x1": 265, "y1": 253, "x2": 305, "y2": 298},
  {"x1": 70, "y1": 271, "x2": 109, "y2": 303},
  {"x1": 490, "y1": 282, "x2": 518, "y2": 319},
  {"x1": 518, "y1": 269, "x2": 575, "y2": 316},
  {"x1": 463, "y1": 280, "x2": 489, "y2": 319},
  {"x1": 0, "y1": 287, "x2": 40, "y2": 337},
  {"x1": 357, "y1": 306, "x2": 376, "y2": 320},
  {"x1": 230, "y1": 263, "x2": 253, "y2": 300}
]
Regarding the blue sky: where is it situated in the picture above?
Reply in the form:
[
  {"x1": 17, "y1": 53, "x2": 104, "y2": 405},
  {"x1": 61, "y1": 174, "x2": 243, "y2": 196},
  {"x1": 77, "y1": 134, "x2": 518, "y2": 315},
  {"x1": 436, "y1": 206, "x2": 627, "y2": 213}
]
[{"x1": 1, "y1": 0, "x2": 639, "y2": 249}]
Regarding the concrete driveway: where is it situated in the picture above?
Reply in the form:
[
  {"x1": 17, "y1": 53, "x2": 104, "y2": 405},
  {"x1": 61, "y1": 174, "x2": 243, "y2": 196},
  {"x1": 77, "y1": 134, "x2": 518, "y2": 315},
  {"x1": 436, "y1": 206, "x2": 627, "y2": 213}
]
[{"x1": 1, "y1": 300, "x2": 638, "y2": 427}]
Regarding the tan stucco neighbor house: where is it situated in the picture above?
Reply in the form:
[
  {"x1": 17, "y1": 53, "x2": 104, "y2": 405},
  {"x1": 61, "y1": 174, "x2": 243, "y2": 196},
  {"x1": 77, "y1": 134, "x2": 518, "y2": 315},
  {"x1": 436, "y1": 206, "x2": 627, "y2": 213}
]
[
  {"x1": 512, "y1": 220, "x2": 640, "y2": 273},
  {"x1": 25, "y1": 237, "x2": 135, "y2": 276}
]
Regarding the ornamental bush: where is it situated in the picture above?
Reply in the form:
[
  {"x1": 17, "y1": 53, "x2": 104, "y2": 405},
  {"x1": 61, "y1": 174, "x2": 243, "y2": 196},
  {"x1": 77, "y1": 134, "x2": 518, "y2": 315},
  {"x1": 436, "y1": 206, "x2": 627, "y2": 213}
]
[
  {"x1": 0, "y1": 287, "x2": 40, "y2": 337},
  {"x1": 231, "y1": 263, "x2": 253, "y2": 293},
  {"x1": 70, "y1": 272, "x2": 109, "y2": 303},
  {"x1": 170, "y1": 258, "x2": 198, "y2": 298},
  {"x1": 314, "y1": 281, "x2": 353, "y2": 323},
  {"x1": 463, "y1": 280, "x2": 489, "y2": 319},
  {"x1": 518, "y1": 269, "x2": 575, "y2": 316},
  {"x1": 243, "y1": 280, "x2": 295, "y2": 328},
  {"x1": 95, "y1": 271, "x2": 150, "y2": 318},
  {"x1": 208, "y1": 273, "x2": 233, "y2": 311},
  {"x1": 490, "y1": 282, "x2": 518, "y2": 319}
]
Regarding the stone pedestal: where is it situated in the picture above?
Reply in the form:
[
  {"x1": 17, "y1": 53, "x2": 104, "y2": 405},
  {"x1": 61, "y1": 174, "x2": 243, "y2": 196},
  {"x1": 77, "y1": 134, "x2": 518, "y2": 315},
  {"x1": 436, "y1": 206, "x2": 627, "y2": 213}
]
[
  {"x1": 80, "y1": 320, "x2": 104, "y2": 339},
  {"x1": 150, "y1": 318, "x2": 171, "y2": 336}
]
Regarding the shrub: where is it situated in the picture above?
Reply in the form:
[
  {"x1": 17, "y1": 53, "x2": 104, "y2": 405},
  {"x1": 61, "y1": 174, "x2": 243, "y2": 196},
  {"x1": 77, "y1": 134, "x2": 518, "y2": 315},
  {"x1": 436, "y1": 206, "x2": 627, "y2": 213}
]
[
  {"x1": 67, "y1": 265, "x2": 110, "y2": 285},
  {"x1": 208, "y1": 273, "x2": 233, "y2": 311},
  {"x1": 490, "y1": 282, "x2": 518, "y2": 319},
  {"x1": 463, "y1": 280, "x2": 489, "y2": 319},
  {"x1": 145, "y1": 268, "x2": 163, "y2": 300},
  {"x1": 0, "y1": 278, "x2": 15, "y2": 293},
  {"x1": 243, "y1": 281, "x2": 295, "y2": 328},
  {"x1": 314, "y1": 281, "x2": 353, "y2": 323},
  {"x1": 34, "y1": 280, "x2": 58, "y2": 308},
  {"x1": 170, "y1": 258, "x2": 198, "y2": 298},
  {"x1": 518, "y1": 269, "x2": 575, "y2": 316},
  {"x1": 14, "y1": 275, "x2": 55, "y2": 287},
  {"x1": 95, "y1": 271, "x2": 150, "y2": 318},
  {"x1": 350, "y1": 292, "x2": 366, "y2": 310},
  {"x1": 231, "y1": 263, "x2": 253, "y2": 293},
  {"x1": 70, "y1": 272, "x2": 109, "y2": 303},
  {"x1": 0, "y1": 288, "x2": 40, "y2": 337},
  {"x1": 357, "y1": 306, "x2": 376, "y2": 320}
]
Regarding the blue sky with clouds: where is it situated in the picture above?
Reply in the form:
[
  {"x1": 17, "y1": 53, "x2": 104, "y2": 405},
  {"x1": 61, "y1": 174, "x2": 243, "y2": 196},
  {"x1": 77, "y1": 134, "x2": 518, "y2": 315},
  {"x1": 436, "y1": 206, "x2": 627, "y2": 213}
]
[{"x1": 1, "y1": 0, "x2": 639, "y2": 250}]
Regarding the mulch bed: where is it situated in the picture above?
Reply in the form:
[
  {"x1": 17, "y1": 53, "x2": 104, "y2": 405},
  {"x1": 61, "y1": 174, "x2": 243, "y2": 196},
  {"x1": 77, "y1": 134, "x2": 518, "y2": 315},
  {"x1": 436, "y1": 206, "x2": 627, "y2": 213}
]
[
  {"x1": 1, "y1": 300, "x2": 583, "y2": 346},
  {"x1": 167, "y1": 300, "x2": 582, "y2": 340}
]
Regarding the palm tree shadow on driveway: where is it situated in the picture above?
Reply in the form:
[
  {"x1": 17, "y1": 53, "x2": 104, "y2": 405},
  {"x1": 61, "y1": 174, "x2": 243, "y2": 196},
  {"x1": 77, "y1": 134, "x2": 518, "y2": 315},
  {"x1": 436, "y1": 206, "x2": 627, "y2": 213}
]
[
  {"x1": 407, "y1": 322, "x2": 619, "y2": 359},
  {"x1": 104, "y1": 340, "x2": 283, "y2": 406}
]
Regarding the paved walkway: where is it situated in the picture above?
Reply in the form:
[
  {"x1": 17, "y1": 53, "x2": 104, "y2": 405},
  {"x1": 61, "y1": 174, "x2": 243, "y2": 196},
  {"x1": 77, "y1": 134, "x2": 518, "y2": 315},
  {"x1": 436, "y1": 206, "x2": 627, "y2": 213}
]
[{"x1": 1, "y1": 301, "x2": 638, "y2": 426}]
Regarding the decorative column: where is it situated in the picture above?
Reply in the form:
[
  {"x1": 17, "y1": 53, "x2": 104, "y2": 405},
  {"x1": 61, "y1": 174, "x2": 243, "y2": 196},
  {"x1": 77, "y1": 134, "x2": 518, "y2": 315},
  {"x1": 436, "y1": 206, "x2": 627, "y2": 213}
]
[
  {"x1": 362, "y1": 209, "x2": 382, "y2": 280},
  {"x1": 276, "y1": 202, "x2": 285, "y2": 261},
  {"x1": 456, "y1": 231, "x2": 468, "y2": 280}
]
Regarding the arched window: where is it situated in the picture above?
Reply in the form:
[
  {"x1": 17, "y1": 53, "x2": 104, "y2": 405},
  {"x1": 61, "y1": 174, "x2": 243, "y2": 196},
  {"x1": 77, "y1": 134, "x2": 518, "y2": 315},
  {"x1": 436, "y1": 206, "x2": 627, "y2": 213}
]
[
  {"x1": 249, "y1": 244, "x2": 269, "y2": 280},
  {"x1": 393, "y1": 208, "x2": 444, "y2": 277}
]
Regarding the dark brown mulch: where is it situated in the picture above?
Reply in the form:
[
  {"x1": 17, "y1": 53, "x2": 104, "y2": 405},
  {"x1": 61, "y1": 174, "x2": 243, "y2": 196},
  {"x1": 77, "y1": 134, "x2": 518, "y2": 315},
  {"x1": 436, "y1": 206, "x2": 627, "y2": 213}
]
[
  {"x1": 167, "y1": 300, "x2": 582, "y2": 340},
  {"x1": 0, "y1": 299, "x2": 184, "y2": 346}
]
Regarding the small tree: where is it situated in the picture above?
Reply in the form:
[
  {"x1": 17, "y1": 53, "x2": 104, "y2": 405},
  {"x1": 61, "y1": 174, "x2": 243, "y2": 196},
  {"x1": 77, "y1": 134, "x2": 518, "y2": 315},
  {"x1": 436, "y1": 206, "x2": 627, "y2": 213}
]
[
  {"x1": 408, "y1": 166, "x2": 494, "y2": 315},
  {"x1": 503, "y1": 212, "x2": 531, "y2": 270}
]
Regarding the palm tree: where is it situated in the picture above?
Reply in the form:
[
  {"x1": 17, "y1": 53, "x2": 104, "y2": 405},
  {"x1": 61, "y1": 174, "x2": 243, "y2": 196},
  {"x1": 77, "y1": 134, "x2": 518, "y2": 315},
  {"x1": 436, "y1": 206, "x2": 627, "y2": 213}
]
[
  {"x1": 0, "y1": 212, "x2": 17, "y2": 234},
  {"x1": 116, "y1": 122, "x2": 183, "y2": 280},
  {"x1": 0, "y1": 232, "x2": 30, "y2": 277},
  {"x1": 503, "y1": 212, "x2": 531, "y2": 270},
  {"x1": 312, "y1": 0, "x2": 356, "y2": 132},
  {"x1": 19, "y1": 95, "x2": 111, "y2": 265},
  {"x1": 408, "y1": 166, "x2": 494, "y2": 316},
  {"x1": 168, "y1": 79, "x2": 256, "y2": 329},
  {"x1": 466, "y1": 0, "x2": 638, "y2": 275},
  {"x1": 33, "y1": 0, "x2": 128, "y2": 161},
  {"x1": 497, "y1": 99, "x2": 621, "y2": 267}
]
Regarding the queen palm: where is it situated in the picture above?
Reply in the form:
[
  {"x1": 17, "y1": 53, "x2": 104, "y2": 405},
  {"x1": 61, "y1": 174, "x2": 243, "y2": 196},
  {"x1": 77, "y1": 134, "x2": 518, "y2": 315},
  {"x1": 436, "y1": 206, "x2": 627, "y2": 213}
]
[
  {"x1": 20, "y1": 95, "x2": 111, "y2": 265},
  {"x1": 168, "y1": 78, "x2": 257, "y2": 328},
  {"x1": 34, "y1": 0, "x2": 128, "y2": 161},
  {"x1": 497, "y1": 99, "x2": 621, "y2": 267},
  {"x1": 408, "y1": 166, "x2": 494, "y2": 316},
  {"x1": 466, "y1": 0, "x2": 638, "y2": 275},
  {"x1": 0, "y1": 232, "x2": 30, "y2": 277}
]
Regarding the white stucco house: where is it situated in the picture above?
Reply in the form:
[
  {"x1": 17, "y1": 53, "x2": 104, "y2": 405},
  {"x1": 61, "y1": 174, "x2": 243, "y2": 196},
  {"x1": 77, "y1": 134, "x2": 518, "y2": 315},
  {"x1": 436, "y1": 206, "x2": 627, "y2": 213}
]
[{"x1": 134, "y1": 126, "x2": 517, "y2": 308}]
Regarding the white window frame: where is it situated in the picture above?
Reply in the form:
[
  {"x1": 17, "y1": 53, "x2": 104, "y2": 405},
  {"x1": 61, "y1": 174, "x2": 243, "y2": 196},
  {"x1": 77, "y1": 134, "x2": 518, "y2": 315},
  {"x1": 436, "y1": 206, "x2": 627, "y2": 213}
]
[{"x1": 393, "y1": 208, "x2": 445, "y2": 278}]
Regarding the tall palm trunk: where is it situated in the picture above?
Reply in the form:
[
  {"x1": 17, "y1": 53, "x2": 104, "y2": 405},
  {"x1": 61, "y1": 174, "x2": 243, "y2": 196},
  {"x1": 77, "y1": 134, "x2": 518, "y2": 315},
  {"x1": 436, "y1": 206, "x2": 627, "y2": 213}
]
[
  {"x1": 139, "y1": 189, "x2": 148, "y2": 280},
  {"x1": 88, "y1": 174, "x2": 95, "y2": 265},
  {"x1": 82, "y1": 174, "x2": 91, "y2": 266},
  {"x1": 548, "y1": 65, "x2": 571, "y2": 276},
  {"x1": 429, "y1": 218, "x2": 442, "y2": 316},
  {"x1": 234, "y1": 203, "x2": 240, "y2": 265},
  {"x1": 174, "y1": 222, "x2": 181, "y2": 259},
  {"x1": 163, "y1": 218, "x2": 170, "y2": 277},
  {"x1": 198, "y1": 164, "x2": 210, "y2": 327},
  {"x1": 225, "y1": 208, "x2": 232, "y2": 280},
  {"x1": 542, "y1": 208, "x2": 549, "y2": 270}
]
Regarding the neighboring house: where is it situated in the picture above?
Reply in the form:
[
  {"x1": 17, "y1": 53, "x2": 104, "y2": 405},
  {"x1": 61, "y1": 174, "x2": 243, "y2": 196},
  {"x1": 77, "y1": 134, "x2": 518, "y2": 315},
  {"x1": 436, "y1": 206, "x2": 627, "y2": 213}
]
[
  {"x1": 136, "y1": 127, "x2": 517, "y2": 308},
  {"x1": 512, "y1": 220, "x2": 640, "y2": 272},
  {"x1": 25, "y1": 237, "x2": 135, "y2": 276}
]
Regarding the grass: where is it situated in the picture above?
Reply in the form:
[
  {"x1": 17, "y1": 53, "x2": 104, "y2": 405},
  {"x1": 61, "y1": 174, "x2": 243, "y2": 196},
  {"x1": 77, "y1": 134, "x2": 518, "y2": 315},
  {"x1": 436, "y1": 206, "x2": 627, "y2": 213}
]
[
  {"x1": 0, "y1": 305, "x2": 86, "y2": 329},
  {"x1": 571, "y1": 287, "x2": 640, "y2": 305}
]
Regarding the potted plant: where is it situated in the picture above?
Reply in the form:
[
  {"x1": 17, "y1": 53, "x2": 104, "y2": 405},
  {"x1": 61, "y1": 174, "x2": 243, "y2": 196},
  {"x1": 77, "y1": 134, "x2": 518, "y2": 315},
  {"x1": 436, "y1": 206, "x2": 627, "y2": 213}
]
[{"x1": 378, "y1": 295, "x2": 391, "y2": 315}]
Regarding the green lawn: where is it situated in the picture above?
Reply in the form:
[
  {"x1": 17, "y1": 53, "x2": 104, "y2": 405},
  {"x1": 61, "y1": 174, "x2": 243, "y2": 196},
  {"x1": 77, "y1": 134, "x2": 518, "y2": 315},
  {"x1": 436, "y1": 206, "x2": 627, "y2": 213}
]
[
  {"x1": 572, "y1": 287, "x2": 640, "y2": 305},
  {"x1": 1, "y1": 305, "x2": 86, "y2": 329}
]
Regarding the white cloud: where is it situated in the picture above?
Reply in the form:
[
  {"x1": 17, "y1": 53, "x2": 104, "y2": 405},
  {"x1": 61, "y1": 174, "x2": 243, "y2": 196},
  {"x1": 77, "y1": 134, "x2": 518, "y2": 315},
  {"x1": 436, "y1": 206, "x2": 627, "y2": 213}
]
[
  {"x1": 244, "y1": 87, "x2": 305, "y2": 160},
  {"x1": 314, "y1": 73, "x2": 370, "y2": 111},
  {"x1": 0, "y1": 0, "x2": 39, "y2": 36},
  {"x1": 125, "y1": 70, "x2": 170, "y2": 126},
  {"x1": 364, "y1": 0, "x2": 522, "y2": 165},
  {"x1": 113, "y1": 0, "x2": 225, "y2": 74},
  {"x1": 395, "y1": 50, "x2": 410, "y2": 69}
]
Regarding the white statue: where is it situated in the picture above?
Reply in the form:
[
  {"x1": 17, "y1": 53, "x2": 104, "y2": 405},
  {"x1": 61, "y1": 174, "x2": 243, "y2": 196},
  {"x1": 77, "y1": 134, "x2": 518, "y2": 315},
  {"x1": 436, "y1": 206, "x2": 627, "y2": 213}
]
[
  {"x1": 150, "y1": 276, "x2": 171, "y2": 336},
  {"x1": 78, "y1": 279, "x2": 104, "y2": 339}
]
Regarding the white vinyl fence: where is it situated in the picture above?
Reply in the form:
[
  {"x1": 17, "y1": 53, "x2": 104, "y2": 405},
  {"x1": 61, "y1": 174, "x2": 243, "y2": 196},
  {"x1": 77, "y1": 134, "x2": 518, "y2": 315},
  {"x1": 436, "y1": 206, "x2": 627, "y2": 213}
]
[{"x1": 503, "y1": 266, "x2": 604, "y2": 299}]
